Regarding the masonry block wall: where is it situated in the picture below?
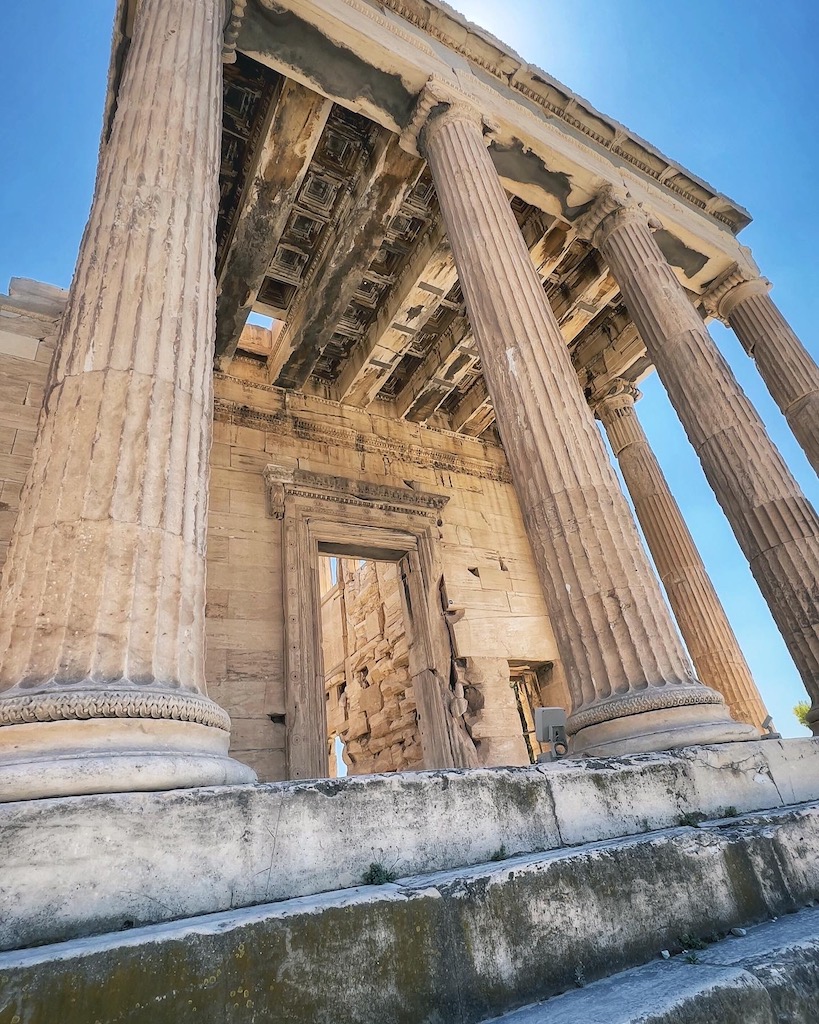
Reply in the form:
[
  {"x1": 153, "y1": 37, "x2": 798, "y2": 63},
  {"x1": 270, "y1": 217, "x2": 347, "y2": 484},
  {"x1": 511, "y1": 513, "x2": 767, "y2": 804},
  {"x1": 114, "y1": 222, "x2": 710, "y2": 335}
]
[
  {"x1": 0, "y1": 282, "x2": 63, "y2": 576},
  {"x1": 321, "y1": 559, "x2": 423, "y2": 776},
  {"x1": 209, "y1": 364, "x2": 567, "y2": 780}
]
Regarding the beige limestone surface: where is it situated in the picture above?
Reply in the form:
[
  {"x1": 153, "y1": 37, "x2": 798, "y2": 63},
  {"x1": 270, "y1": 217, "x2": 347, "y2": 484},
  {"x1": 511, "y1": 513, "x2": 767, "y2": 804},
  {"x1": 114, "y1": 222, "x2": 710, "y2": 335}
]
[
  {"x1": 417, "y1": 93, "x2": 751, "y2": 755},
  {"x1": 594, "y1": 380, "x2": 768, "y2": 731},
  {"x1": 209, "y1": 370, "x2": 564, "y2": 779}
]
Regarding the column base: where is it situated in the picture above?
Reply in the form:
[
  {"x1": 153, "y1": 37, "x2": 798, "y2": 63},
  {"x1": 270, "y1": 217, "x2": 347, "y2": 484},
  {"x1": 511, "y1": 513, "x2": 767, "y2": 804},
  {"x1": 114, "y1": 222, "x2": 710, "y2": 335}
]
[
  {"x1": 570, "y1": 700, "x2": 758, "y2": 757},
  {"x1": 0, "y1": 717, "x2": 256, "y2": 802}
]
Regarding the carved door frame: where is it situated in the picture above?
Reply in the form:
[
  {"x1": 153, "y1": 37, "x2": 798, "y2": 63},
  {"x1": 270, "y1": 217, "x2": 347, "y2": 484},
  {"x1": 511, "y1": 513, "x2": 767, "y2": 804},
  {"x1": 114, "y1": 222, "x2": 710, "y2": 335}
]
[{"x1": 264, "y1": 464, "x2": 461, "y2": 781}]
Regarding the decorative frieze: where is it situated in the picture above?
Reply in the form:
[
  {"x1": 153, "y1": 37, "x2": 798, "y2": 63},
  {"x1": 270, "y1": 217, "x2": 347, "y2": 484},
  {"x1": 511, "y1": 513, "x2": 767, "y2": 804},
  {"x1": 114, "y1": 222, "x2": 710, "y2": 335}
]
[{"x1": 213, "y1": 389, "x2": 514, "y2": 483}]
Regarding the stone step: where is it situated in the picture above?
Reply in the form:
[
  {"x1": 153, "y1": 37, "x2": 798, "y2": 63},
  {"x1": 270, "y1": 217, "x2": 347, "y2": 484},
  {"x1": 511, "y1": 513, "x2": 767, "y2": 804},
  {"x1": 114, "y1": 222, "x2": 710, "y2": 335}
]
[
  {"x1": 2, "y1": 801, "x2": 818, "y2": 1023},
  {"x1": 487, "y1": 905, "x2": 819, "y2": 1024},
  {"x1": 4, "y1": 737, "x2": 818, "y2": 951}
]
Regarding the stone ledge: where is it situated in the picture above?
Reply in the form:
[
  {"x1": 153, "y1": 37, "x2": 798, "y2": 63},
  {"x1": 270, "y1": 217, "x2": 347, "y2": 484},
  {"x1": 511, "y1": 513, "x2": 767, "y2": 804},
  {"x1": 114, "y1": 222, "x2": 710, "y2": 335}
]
[
  {"x1": 494, "y1": 904, "x2": 819, "y2": 1023},
  {"x1": 1, "y1": 805, "x2": 818, "y2": 1023},
  {"x1": 2, "y1": 738, "x2": 817, "y2": 950}
]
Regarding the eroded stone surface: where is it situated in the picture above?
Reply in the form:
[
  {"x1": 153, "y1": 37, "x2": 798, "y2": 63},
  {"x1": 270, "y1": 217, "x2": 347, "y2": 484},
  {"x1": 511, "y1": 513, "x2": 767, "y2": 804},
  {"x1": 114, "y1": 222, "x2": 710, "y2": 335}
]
[
  {"x1": 1, "y1": 801, "x2": 818, "y2": 1023},
  {"x1": 1, "y1": 738, "x2": 817, "y2": 952}
]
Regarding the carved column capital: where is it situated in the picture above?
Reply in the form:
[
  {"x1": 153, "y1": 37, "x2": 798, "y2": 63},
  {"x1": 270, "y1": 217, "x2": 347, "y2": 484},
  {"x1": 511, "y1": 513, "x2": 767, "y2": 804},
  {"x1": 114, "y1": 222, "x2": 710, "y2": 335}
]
[
  {"x1": 701, "y1": 261, "x2": 771, "y2": 322},
  {"x1": 400, "y1": 76, "x2": 497, "y2": 157},
  {"x1": 590, "y1": 377, "x2": 642, "y2": 420},
  {"x1": 574, "y1": 183, "x2": 661, "y2": 248},
  {"x1": 222, "y1": 0, "x2": 248, "y2": 63}
]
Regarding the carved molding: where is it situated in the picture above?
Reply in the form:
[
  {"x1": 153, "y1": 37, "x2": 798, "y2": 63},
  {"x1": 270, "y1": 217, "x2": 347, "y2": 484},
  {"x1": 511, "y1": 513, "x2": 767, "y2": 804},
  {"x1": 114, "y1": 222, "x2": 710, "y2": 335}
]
[
  {"x1": 222, "y1": 0, "x2": 248, "y2": 62},
  {"x1": 574, "y1": 183, "x2": 659, "y2": 248},
  {"x1": 590, "y1": 377, "x2": 641, "y2": 415},
  {"x1": 400, "y1": 76, "x2": 496, "y2": 158},
  {"x1": 213, "y1": 390, "x2": 514, "y2": 483},
  {"x1": 263, "y1": 464, "x2": 450, "y2": 520},
  {"x1": 701, "y1": 261, "x2": 771, "y2": 322},
  {"x1": 0, "y1": 690, "x2": 231, "y2": 731},
  {"x1": 566, "y1": 685, "x2": 723, "y2": 736},
  {"x1": 343, "y1": 0, "x2": 742, "y2": 229}
]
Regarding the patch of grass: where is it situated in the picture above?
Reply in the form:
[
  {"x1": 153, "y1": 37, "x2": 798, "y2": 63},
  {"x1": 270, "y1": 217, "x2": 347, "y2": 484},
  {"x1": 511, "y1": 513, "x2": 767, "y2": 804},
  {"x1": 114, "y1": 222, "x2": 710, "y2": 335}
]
[
  {"x1": 489, "y1": 844, "x2": 508, "y2": 862},
  {"x1": 362, "y1": 862, "x2": 398, "y2": 885},
  {"x1": 573, "y1": 963, "x2": 586, "y2": 988},
  {"x1": 722, "y1": 806, "x2": 739, "y2": 819},
  {"x1": 678, "y1": 933, "x2": 708, "y2": 951},
  {"x1": 683, "y1": 952, "x2": 700, "y2": 964}
]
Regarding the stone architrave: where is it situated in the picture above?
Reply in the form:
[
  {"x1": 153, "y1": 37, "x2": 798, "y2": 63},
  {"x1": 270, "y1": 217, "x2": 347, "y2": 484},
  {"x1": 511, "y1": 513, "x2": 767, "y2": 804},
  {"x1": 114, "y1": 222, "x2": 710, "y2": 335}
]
[
  {"x1": 406, "y1": 82, "x2": 754, "y2": 755},
  {"x1": 582, "y1": 186, "x2": 819, "y2": 733},
  {"x1": 704, "y1": 259, "x2": 819, "y2": 477},
  {"x1": 593, "y1": 380, "x2": 768, "y2": 731},
  {"x1": 0, "y1": 0, "x2": 255, "y2": 800}
]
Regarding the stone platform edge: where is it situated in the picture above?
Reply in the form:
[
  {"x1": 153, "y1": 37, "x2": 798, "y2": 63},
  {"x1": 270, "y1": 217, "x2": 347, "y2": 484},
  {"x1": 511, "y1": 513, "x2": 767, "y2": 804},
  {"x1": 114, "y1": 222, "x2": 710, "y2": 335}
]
[{"x1": 2, "y1": 737, "x2": 817, "y2": 951}]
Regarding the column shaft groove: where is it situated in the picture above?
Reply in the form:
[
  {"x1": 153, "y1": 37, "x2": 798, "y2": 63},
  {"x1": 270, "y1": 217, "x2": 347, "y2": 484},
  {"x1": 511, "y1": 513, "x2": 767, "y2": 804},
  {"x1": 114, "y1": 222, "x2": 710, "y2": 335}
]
[
  {"x1": 596, "y1": 202, "x2": 819, "y2": 730},
  {"x1": 595, "y1": 385, "x2": 768, "y2": 730},
  {"x1": 421, "y1": 109, "x2": 751, "y2": 753},
  {"x1": 0, "y1": 0, "x2": 254, "y2": 796}
]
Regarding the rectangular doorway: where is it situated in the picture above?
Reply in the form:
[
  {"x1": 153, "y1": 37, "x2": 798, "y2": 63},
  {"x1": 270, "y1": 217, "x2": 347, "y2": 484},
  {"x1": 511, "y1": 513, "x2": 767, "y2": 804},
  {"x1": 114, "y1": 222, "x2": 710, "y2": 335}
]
[{"x1": 320, "y1": 555, "x2": 422, "y2": 777}]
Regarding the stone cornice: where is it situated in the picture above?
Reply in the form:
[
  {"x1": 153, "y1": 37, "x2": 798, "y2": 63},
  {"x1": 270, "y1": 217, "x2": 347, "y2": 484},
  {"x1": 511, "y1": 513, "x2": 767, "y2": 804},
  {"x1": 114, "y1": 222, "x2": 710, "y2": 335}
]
[
  {"x1": 366, "y1": 0, "x2": 750, "y2": 232},
  {"x1": 214, "y1": 393, "x2": 514, "y2": 483},
  {"x1": 263, "y1": 464, "x2": 450, "y2": 519}
]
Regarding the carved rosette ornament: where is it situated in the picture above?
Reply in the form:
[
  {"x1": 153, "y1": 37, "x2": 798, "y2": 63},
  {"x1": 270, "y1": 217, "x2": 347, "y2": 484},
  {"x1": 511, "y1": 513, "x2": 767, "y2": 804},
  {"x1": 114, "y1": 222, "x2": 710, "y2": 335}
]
[
  {"x1": 414, "y1": 92, "x2": 751, "y2": 754},
  {"x1": 584, "y1": 185, "x2": 819, "y2": 732},
  {"x1": 0, "y1": 0, "x2": 255, "y2": 799},
  {"x1": 702, "y1": 255, "x2": 819, "y2": 478},
  {"x1": 593, "y1": 379, "x2": 769, "y2": 731}
]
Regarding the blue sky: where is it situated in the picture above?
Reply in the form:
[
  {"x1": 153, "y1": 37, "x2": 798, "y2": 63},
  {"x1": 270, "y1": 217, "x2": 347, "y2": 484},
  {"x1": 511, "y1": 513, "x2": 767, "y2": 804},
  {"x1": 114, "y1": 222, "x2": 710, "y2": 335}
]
[{"x1": 1, "y1": 2, "x2": 817, "y2": 734}]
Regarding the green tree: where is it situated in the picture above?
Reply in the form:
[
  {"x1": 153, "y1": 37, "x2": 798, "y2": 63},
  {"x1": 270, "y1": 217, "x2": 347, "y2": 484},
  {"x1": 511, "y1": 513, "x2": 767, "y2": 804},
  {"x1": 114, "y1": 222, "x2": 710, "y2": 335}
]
[{"x1": 793, "y1": 700, "x2": 811, "y2": 728}]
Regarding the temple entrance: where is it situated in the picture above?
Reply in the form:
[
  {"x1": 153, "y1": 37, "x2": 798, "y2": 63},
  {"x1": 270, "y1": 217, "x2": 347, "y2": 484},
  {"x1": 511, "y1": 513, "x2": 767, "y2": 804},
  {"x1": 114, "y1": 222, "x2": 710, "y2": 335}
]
[
  {"x1": 265, "y1": 463, "x2": 461, "y2": 781},
  {"x1": 320, "y1": 556, "x2": 422, "y2": 776}
]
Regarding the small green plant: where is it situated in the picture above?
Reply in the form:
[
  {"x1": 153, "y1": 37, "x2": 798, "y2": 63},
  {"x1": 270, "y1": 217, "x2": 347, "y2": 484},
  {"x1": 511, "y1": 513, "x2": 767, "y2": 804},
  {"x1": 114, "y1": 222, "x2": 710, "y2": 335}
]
[
  {"x1": 678, "y1": 810, "x2": 706, "y2": 828},
  {"x1": 794, "y1": 700, "x2": 811, "y2": 728},
  {"x1": 362, "y1": 862, "x2": 398, "y2": 885},
  {"x1": 489, "y1": 844, "x2": 508, "y2": 862},
  {"x1": 683, "y1": 952, "x2": 700, "y2": 964},
  {"x1": 722, "y1": 806, "x2": 738, "y2": 819},
  {"x1": 678, "y1": 934, "x2": 708, "y2": 951},
  {"x1": 573, "y1": 963, "x2": 586, "y2": 988}
]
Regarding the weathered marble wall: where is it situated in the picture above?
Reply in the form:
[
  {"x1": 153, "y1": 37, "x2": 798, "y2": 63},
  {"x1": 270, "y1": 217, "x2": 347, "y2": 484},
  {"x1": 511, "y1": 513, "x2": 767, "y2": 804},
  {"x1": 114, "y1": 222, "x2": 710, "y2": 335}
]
[
  {"x1": 209, "y1": 362, "x2": 566, "y2": 780},
  {"x1": 321, "y1": 559, "x2": 423, "y2": 775},
  {"x1": 0, "y1": 282, "x2": 63, "y2": 575}
]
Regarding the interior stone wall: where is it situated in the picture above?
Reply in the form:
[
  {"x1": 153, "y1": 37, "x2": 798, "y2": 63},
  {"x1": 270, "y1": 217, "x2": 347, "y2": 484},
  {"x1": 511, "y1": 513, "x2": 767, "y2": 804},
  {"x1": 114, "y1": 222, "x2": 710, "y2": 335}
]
[
  {"x1": 208, "y1": 363, "x2": 568, "y2": 781},
  {"x1": 0, "y1": 326, "x2": 569, "y2": 783},
  {"x1": 321, "y1": 559, "x2": 423, "y2": 776},
  {"x1": 0, "y1": 288, "x2": 60, "y2": 576}
]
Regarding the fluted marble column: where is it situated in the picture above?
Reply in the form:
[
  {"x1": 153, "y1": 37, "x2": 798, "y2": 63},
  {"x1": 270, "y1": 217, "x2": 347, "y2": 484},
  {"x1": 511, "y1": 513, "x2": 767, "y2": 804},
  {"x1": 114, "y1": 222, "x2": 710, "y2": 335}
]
[
  {"x1": 583, "y1": 186, "x2": 819, "y2": 734},
  {"x1": 0, "y1": 0, "x2": 255, "y2": 799},
  {"x1": 411, "y1": 88, "x2": 754, "y2": 755},
  {"x1": 594, "y1": 380, "x2": 768, "y2": 731},
  {"x1": 704, "y1": 263, "x2": 819, "y2": 477}
]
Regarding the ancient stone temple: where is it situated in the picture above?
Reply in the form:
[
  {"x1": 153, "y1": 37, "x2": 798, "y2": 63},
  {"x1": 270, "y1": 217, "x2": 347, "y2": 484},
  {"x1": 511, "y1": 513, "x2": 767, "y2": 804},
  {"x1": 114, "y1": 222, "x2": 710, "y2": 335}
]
[{"x1": 2, "y1": 1, "x2": 819, "y2": 1021}]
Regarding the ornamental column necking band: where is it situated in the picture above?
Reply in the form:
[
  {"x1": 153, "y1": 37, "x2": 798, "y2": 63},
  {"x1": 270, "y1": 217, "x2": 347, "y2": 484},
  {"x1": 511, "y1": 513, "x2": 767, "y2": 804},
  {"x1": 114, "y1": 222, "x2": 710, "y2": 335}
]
[
  {"x1": 412, "y1": 88, "x2": 754, "y2": 755},
  {"x1": 584, "y1": 187, "x2": 819, "y2": 733},
  {"x1": 593, "y1": 380, "x2": 768, "y2": 731},
  {"x1": 704, "y1": 262, "x2": 819, "y2": 477},
  {"x1": 0, "y1": 0, "x2": 255, "y2": 798}
]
